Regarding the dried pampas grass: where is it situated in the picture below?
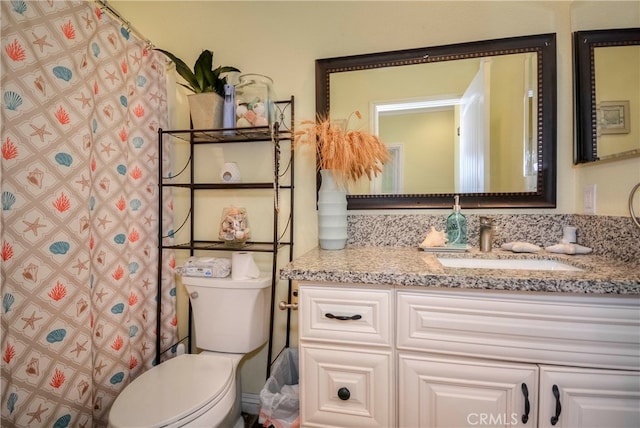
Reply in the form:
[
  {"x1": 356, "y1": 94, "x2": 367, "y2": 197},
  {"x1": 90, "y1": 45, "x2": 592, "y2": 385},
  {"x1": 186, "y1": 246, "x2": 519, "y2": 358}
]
[{"x1": 294, "y1": 111, "x2": 391, "y2": 186}]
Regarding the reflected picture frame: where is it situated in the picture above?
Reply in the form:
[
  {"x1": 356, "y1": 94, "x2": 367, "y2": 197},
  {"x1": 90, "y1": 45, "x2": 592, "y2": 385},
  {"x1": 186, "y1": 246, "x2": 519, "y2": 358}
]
[{"x1": 598, "y1": 100, "x2": 630, "y2": 135}]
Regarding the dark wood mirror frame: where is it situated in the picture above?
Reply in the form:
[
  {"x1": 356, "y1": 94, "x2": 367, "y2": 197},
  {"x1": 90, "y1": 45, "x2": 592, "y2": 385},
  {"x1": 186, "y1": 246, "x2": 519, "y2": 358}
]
[
  {"x1": 574, "y1": 28, "x2": 640, "y2": 164},
  {"x1": 316, "y1": 33, "x2": 557, "y2": 210}
]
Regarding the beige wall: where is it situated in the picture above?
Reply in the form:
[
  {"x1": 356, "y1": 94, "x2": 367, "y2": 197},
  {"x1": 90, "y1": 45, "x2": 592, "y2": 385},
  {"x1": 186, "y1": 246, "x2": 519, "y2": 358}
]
[
  {"x1": 111, "y1": 0, "x2": 639, "y2": 241},
  {"x1": 380, "y1": 110, "x2": 456, "y2": 193},
  {"x1": 489, "y1": 53, "x2": 530, "y2": 193},
  {"x1": 110, "y1": 0, "x2": 640, "y2": 393},
  {"x1": 571, "y1": 1, "x2": 640, "y2": 215}
]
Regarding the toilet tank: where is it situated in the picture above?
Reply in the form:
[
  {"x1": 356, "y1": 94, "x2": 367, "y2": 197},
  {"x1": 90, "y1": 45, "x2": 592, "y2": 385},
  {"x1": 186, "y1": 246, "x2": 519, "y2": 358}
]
[{"x1": 181, "y1": 275, "x2": 271, "y2": 353}]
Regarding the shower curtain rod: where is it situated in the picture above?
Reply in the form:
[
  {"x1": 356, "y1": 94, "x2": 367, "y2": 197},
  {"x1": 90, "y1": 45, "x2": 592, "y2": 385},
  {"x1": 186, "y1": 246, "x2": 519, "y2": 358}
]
[{"x1": 94, "y1": 0, "x2": 154, "y2": 49}]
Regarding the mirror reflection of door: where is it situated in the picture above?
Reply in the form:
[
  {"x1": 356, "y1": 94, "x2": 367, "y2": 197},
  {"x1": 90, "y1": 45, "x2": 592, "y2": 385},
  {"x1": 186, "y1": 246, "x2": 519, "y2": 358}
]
[
  {"x1": 459, "y1": 58, "x2": 491, "y2": 193},
  {"x1": 373, "y1": 144, "x2": 403, "y2": 194}
]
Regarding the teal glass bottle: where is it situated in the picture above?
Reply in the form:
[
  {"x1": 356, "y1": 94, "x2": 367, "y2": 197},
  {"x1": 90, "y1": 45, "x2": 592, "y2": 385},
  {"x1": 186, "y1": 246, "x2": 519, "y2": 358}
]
[{"x1": 446, "y1": 195, "x2": 467, "y2": 245}]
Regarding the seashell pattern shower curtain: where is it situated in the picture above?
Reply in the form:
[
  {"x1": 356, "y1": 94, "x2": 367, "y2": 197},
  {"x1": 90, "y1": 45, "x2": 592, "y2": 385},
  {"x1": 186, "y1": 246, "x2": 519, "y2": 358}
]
[{"x1": 1, "y1": 1, "x2": 177, "y2": 426}]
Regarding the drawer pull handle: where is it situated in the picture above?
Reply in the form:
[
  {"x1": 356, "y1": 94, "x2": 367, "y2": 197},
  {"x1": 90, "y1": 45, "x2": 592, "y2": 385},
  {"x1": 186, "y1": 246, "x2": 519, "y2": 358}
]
[
  {"x1": 550, "y1": 384, "x2": 562, "y2": 425},
  {"x1": 521, "y1": 383, "x2": 530, "y2": 424},
  {"x1": 337, "y1": 387, "x2": 351, "y2": 401},
  {"x1": 325, "y1": 313, "x2": 362, "y2": 321}
]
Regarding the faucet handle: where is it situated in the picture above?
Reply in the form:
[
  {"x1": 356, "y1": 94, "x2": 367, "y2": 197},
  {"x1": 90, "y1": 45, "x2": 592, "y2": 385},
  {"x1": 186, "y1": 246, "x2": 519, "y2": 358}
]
[
  {"x1": 479, "y1": 216, "x2": 497, "y2": 253},
  {"x1": 480, "y1": 216, "x2": 494, "y2": 226}
]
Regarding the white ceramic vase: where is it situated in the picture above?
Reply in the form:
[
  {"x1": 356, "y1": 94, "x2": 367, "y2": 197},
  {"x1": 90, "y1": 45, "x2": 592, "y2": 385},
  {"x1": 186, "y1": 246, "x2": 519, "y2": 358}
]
[
  {"x1": 317, "y1": 169, "x2": 348, "y2": 250},
  {"x1": 188, "y1": 92, "x2": 224, "y2": 130}
]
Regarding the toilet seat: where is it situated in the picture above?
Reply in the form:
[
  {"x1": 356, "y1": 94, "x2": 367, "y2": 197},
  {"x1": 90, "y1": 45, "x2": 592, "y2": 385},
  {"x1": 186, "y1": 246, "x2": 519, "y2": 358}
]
[{"x1": 109, "y1": 354, "x2": 235, "y2": 428}]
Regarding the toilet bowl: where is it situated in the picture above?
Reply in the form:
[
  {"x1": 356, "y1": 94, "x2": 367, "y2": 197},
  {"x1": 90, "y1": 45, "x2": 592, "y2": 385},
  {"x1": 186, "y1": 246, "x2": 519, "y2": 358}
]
[
  {"x1": 108, "y1": 274, "x2": 271, "y2": 428},
  {"x1": 109, "y1": 353, "x2": 244, "y2": 428}
]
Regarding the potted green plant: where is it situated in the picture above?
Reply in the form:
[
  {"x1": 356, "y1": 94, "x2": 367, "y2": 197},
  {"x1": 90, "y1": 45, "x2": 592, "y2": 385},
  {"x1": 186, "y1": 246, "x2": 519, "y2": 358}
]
[{"x1": 155, "y1": 48, "x2": 239, "y2": 129}]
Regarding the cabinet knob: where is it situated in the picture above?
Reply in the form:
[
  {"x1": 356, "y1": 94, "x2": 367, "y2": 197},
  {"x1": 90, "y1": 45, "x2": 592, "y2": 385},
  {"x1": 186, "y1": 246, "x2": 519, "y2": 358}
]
[
  {"x1": 190, "y1": 292, "x2": 198, "y2": 299},
  {"x1": 337, "y1": 387, "x2": 351, "y2": 401}
]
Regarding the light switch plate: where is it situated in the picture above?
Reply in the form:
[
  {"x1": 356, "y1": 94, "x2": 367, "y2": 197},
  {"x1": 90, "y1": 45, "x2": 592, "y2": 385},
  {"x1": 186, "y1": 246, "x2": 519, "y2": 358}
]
[{"x1": 584, "y1": 184, "x2": 596, "y2": 214}]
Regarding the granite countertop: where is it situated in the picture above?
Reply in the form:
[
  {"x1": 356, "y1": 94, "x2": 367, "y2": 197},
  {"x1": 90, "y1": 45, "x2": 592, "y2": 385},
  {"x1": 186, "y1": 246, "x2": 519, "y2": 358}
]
[{"x1": 280, "y1": 246, "x2": 640, "y2": 295}]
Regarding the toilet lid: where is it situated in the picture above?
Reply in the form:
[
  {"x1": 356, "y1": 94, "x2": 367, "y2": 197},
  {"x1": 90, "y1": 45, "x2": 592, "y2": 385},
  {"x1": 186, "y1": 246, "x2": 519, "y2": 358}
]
[{"x1": 109, "y1": 354, "x2": 234, "y2": 428}]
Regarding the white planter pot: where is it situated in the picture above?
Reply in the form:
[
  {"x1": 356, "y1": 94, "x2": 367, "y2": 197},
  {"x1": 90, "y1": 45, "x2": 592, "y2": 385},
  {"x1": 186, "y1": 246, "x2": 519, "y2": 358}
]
[
  {"x1": 188, "y1": 92, "x2": 224, "y2": 130},
  {"x1": 317, "y1": 169, "x2": 347, "y2": 250}
]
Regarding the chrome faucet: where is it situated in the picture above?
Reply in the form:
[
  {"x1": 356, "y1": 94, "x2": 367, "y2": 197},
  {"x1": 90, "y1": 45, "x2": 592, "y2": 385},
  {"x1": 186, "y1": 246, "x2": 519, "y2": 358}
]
[{"x1": 479, "y1": 216, "x2": 497, "y2": 252}]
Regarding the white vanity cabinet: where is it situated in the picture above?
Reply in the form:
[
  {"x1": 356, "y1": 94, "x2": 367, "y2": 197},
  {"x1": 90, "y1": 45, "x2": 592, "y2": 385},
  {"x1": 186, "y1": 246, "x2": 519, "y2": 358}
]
[
  {"x1": 399, "y1": 352, "x2": 539, "y2": 427},
  {"x1": 397, "y1": 289, "x2": 640, "y2": 428},
  {"x1": 537, "y1": 365, "x2": 640, "y2": 428},
  {"x1": 298, "y1": 283, "x2": 640, "y2": 427},
  {"x1": 397, "y1": 354, "x2": 640, "y2": 428},
  {"x1": 298, "y1": 283, "x2": 395, "y2": 427}
]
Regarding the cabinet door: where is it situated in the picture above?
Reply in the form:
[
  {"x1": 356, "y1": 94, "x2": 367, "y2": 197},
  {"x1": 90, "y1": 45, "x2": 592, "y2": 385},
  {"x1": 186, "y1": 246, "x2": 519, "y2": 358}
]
[
  {"x1": 539, "y1": 365, "x2": 640, "y2": 428},
  {"x1": 399, "y1": 353, "x2": 538, "y2": 428},
  {"x1": 300, "y1": 343, "x2": 393, "y2": 427}
]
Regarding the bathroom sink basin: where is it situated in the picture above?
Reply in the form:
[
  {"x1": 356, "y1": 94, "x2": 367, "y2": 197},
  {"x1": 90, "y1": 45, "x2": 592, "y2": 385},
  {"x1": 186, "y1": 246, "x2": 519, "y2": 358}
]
[{"x1": 437, "y1": 257, "x2": 583, "y2": 271}]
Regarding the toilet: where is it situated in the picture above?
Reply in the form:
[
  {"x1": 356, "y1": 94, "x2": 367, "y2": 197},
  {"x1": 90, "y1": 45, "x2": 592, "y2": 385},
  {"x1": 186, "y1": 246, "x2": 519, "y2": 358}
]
[{"x1": 108, "y1": 274, "x2": 271, "y2": 428}]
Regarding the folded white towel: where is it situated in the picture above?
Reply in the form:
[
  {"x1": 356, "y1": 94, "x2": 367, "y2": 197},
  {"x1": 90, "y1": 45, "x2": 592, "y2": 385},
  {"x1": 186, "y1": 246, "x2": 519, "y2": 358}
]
[
  {"x1": 545, "y1": 243, "x2": 593, "y2": 255},
  {"x1": 501, "y1": 242, "x2": 542, "y2": 253},
  {"x1": 178, "y1": 256, "x2": 231, "y2": 277}
]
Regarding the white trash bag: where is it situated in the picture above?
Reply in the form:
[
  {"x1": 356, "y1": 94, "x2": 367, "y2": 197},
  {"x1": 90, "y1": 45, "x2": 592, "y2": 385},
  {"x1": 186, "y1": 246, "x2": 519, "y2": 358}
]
[{"x1": 259, "y1": 348, "x2": 299, "y2": 428}]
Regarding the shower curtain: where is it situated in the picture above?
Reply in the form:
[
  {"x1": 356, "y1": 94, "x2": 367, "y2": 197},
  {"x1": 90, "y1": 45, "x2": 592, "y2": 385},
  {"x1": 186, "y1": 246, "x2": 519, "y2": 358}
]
[{"x1": 1, "y1": 1, "x2": 177, "y2": 426}]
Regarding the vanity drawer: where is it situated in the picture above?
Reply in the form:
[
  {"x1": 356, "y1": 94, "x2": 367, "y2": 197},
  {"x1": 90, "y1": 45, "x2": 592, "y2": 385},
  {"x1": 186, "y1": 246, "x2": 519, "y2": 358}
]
[
  {"x1": 300, "y1": 343, "x2": 394, "y2": 427},
  {"x1": 397, "y1": 289, "x2": 640, "y2": 370},
  {"x1": 299, "y1": 284, "x2": 392, "y2": 345}
]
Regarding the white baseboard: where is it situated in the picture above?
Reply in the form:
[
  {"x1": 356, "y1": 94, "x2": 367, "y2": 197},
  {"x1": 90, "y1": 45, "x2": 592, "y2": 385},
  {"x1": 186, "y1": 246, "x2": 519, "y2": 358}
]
[{"x1": 242, "y1": 392, "x2": 261, "y2": 415}]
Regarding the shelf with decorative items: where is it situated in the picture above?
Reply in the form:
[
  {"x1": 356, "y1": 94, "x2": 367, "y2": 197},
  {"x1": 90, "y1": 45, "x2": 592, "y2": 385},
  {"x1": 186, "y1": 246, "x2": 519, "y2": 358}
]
[{"x1": 156, "y1": 97, "x2": 295, "y2": 379}]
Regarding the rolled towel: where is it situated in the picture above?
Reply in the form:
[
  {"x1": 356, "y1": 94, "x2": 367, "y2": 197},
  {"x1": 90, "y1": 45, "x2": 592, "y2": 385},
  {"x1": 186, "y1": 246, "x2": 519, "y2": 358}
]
[
  {"x1": 545, "y1": 243, "x2": 592, "y2": 255},
  {"x1": 501, "y1": 241, "x2": 542, "y2": 253}
]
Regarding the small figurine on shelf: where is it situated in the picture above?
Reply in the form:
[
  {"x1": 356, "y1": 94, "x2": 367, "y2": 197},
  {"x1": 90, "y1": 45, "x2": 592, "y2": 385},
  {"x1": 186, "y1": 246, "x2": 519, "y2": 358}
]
[{"x1": 218, "y1": 206, "x2": 251, "y2": 248}]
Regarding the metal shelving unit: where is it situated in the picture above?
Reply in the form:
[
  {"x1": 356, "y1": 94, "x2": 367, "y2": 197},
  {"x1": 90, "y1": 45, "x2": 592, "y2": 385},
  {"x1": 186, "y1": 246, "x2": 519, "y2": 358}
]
[{"x1": 156, "y1": 97, "x2": 295, "y2": 378}]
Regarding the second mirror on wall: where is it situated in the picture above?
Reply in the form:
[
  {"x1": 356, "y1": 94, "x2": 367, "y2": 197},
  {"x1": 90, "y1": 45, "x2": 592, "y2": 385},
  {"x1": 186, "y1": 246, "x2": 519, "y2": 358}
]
[{"x1": 574, "y1": 28, "x2": 640, "y2": 164}]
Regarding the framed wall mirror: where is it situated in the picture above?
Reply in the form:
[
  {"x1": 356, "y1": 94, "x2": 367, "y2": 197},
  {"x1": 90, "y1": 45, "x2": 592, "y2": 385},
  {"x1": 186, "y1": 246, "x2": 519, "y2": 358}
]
[
  {"x1": 316, "y1": 33, "x2": 557, "y2": 209},
  {"x1": 574, "y1": 28, "x2": 640, "y2": 164}
]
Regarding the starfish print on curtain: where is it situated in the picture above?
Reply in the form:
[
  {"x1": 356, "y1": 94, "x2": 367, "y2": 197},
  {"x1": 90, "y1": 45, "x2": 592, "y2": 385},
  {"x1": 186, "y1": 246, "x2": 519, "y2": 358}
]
[{"x1": 1, "y1": 1, "x2": 177, "y2": 426}]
